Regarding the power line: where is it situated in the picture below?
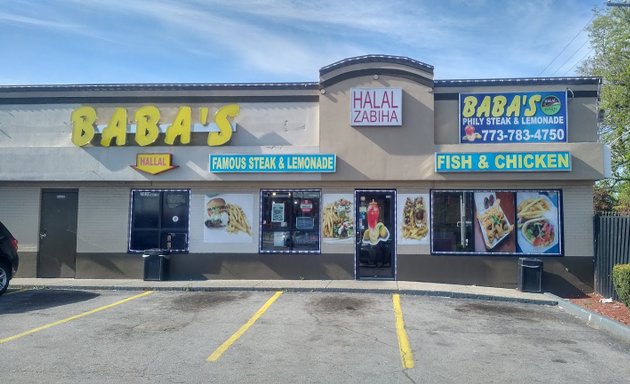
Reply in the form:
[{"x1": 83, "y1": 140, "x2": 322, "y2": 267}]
[
  {"x1": 550, "y1": 40, "x2": 590, "y2": 76},
  {"x1": 537, "y1": 15, "x2": 595, "y2": 76},
  {"x1": 565, "y1": 48, "x2": 593, "y2": 74}
]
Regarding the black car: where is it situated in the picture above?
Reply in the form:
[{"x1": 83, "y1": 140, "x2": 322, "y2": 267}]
[{"x1": 0, "y1": 221, "x2": 19, "y2": 295}]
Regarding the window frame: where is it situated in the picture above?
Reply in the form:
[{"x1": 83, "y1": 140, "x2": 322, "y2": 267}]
[
  {"x1": 430, "y1": 189, "x2": 564, "y2": 256},
  {"x1": 259, "y1": 189, "x2": 322, "y2": 254},
  {"x1": 128, "y1": 189, "x2": 191, "y2": 253}
]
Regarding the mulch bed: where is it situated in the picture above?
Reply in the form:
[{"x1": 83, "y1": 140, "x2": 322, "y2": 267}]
[{"x1": 569, "y1": 293, "x2": 630, "y2": 326}]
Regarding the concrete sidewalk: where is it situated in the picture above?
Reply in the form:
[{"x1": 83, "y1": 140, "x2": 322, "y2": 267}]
[
  {"x1": 11, "y1": 277, "x2": 557, "y2": 304},
  {"x1": 10, "y1": 277, "x2": 630, "y2": 342}
]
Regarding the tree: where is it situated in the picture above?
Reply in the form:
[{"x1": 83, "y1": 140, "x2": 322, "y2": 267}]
[
  {"x1": 593, "y1": 180, "x2": 617, "y2": 212},
  {"x1": 579, "y1": 7, "x2": 630, "y2": 211}
]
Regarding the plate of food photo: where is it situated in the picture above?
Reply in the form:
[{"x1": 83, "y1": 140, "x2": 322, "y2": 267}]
[
  {"x1": 401, "y1": 196, "x2": 429, "y2": 241},
  {"x1": 322, "y1": 198, "x2": 354, "y2": 241},
  {"x1": 474, "y1": 192, "x2": 514, "y2": 250},
  {"x1": 516, "y1": 193, "x2": 558, "y2": 254}
]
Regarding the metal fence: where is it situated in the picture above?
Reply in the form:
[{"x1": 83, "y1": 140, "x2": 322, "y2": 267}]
[{"x1": 594, "y1": 212, "x2": 630, "y2": 299}]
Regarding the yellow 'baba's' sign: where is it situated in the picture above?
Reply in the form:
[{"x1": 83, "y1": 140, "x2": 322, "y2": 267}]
[{"x1": 71, "y1": 104, "x2": 239, "y2": 147}]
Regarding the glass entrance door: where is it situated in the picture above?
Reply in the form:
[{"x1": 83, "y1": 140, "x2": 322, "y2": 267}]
[{"x1": 355, "y1": 190, "x2": 396, "y2": 279}]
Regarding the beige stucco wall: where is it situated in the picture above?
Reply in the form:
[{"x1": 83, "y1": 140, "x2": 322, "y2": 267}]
[
  {"x1": 562, "y1": 185, "x2": 595, "y2": 257},
  {"x1": 0, "y1": 57, "x2": 603, "y2": 266},
  {"x1": 0, "y1": 101, "x2": 321, "y2": 182},
  {"x1": 315, "y1": 63, "x2": 604, "y2": 183},
  {"x1": 0, "y1": 186, "x2": 40, "y2": 252},
  {"x1": 319, "y1": 78, "x2": 434, "y2": 181},
  {"x1": 434, "y1": 84, "x2": 599, "y2": 144},
  {"x1": 77, "y1": 187, "x2": 130, "y2": 253},
  {"x1": 432, "y1": 82, "x2": 603, "y2": 182}
]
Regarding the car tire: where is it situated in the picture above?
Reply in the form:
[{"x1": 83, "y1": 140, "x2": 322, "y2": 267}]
[{"x1": 0, "y1": 262, "x2": 10, "y2": 296}]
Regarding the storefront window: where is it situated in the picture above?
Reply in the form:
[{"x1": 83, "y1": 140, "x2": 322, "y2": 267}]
[
  {"x1": 129, "y1": 189, "x2": 190, "y2": 253},
  {"x1": 260, "y1": 190, "x2": 321, "y2": 253},
  {"x1": 432, "y1": 191, "x2": 475, "y2": 253},
  {"x1": 431, "y1": 190, "x2": 562, "y2": 256}
]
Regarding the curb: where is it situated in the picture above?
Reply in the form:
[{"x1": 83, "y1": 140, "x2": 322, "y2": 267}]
[
  {"x1": 546, "y1": 293, "x2": 630, "y2": 343},
  {"x1": 10, "y1": 283, "x2": 558, "y2": 306},
  {"x1": 397, "y1": 290, "x2": 558, "y2": 306}
]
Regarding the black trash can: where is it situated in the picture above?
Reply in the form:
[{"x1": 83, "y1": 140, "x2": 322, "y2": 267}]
[
  {"x1": 143, "y1": 249, "x2": 170, "y2": 281},
  {"x1": 518, "y1": 257, "x2": 543, "y2": 293}
]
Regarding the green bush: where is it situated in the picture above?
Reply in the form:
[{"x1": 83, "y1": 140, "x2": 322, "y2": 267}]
[{"x1": 612, "y1": 264, "x2": 630, "y2": 307}]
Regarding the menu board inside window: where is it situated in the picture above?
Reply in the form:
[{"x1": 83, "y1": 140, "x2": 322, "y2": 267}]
[
  {"x1": 431, "y1": 190, "x2": 562, "y2": 256},
  {"x1": 260, "y1": 190, "x2": 321, "y2": 253}
]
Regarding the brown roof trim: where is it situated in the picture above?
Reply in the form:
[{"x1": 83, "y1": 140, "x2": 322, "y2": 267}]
[
  {"x1": 321, "y1": 68, "x2": 433, "y2": 89},
  {"x1": 0, "y1": 95, "x2": 320, "y2": 105},
  {"x1": 434, "y1": 77, "x2": 601, "y2": 87},
  {"x1": 435, "y1": 90, "x2": 598, "y2": 101},
  {"x1": 0, "y1": 82, "x2": 320, "y2": 93},
  {"x1": 320, "y1": 55, "x2": 434, "y2": 76}
]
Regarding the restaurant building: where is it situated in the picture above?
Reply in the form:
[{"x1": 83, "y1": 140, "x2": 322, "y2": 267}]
[{"x1": 0, "y1": 55, "x2": 606, "y2": 294}]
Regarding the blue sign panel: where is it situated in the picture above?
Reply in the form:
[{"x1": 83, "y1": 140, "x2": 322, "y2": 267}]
[
  {"x1": 460, "y1": 91, "x2": 567, "y2": 144},
  {"x1": 435, "y1": 152, "x2": 571, "y2": 172},
  {"x1": 210, "y1": 154, "x2": 336, "y2": 173}
]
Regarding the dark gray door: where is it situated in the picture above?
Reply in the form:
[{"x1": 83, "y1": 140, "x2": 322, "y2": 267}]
[{"x1": 38, "y1": 190, "x2": 78, "y2": 278}]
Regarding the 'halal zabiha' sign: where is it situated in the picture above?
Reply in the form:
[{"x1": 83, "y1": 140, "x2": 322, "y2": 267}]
[
  {"x1": 350, "y1": 88, "x2": 402, "y2": 126},
  {"x1": 460, "y1": 91, "x2": 567, "y2": 144}
]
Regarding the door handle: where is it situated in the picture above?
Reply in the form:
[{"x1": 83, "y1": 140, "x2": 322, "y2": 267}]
[{"x1": 39, "y1": 232, "x2": 47, "y2": 239}]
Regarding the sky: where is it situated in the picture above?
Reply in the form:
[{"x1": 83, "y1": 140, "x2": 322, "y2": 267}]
[{"x1": 0, "y1": 0, "x2": 607, "y2": 85}]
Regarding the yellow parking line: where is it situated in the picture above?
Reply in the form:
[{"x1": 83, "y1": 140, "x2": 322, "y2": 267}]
[
  {"x1": 392, "y1": 294, "x2": 415, "y2": 369},
  {"x1": 208, "y1": 290, "x2": 283, "y2": 362},
  {"x1": 0, "y1": 290, "x2": 154, "y2": 345}
]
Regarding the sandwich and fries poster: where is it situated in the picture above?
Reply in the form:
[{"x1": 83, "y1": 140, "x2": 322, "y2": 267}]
[
  {"x1": 397, "y1": 194, "x2": 430, "y2": 245},
  {"x1": 204, "y1": 194, "x2": 254, "y2": 243}
]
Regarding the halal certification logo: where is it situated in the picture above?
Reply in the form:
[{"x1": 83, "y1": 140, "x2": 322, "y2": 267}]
[{"x1": 541, "y1": 95, "x2": 561, "y2": 116}]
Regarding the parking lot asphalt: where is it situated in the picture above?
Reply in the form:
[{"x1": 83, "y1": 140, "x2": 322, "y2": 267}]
[
  {"x1": 8, "y1": 277, "x2": 630, "y2": 343},
  {"x1": 1, "y1": 287, "x2": 629, "y2": 384}
]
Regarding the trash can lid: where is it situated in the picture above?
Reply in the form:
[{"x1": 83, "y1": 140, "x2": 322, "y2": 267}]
[
  {"x1": 518, "y1": 257, "x2": 543, "y2": 266},
  {"x1": 142, "y1": 248, "x2": 170, "y2": 257}
]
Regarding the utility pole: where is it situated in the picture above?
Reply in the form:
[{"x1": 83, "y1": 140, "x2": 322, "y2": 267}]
[{"x1": 606, "y1": 1, "x2": 630, "y2": 7}]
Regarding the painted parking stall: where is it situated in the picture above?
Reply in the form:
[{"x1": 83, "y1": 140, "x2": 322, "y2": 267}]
[
  {"x1": 0, "y1": 291, "x2": 153, "y2": 345},
  {"x1": 1, "y1": 289, "x2": 629, "y2": 383}
]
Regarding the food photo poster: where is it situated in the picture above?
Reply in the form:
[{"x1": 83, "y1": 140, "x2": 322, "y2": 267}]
[
  {"x1": 473, "y1": 192, "x2": 516, "y2": 253},
  {"x1": 204, "y1": 194, "x2": 254, "y2": 243},
  {"x1": 322, "y1": 194, "x2": 354, "y2": 243},
  {"x1": 472, "y1": 190, "x2": 561, "y2": 255},
  {"x1": 516, "y1": 191, "x2": 561, "y2": 254},
  {"x1": 397, "y1": 194, "x2": 430, "y2": 245}
]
